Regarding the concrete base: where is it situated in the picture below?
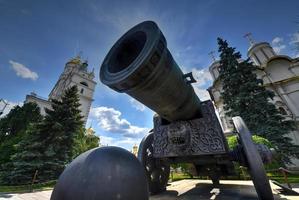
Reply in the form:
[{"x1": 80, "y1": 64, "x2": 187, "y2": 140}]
[{"x1": 1, "y1": 180, "x2": 299, "y2": 200}]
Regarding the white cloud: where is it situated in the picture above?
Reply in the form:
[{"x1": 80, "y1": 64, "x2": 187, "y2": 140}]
[
  {"x1": 129, "y1": 98, "x2": 145, "y2": 111},
  {"x1": 271, "y1": 37, "x2": 286, "y2": 54},
  {"x1": 181, "y1": 67, "x2": 212, "y2": 101},
  {"x1": 0, "y1": 100, "x2": 23, "y2": 117},
  {"x1": 273, "y1": 45, "x2": 286, "y2": 54},
  {"x1": 100, "y1": 135, "x2": 142, "y2": 151},
  {"x1": 9, "y1": 60, "x2": 38, "y2": 80},
  {"x1": 191, "y1": 68, "x2": 212, "y2": 87},
  {"x1": 90, "y1": 106, "x2": 149, "y2": 138},
  {"x1": 272, "y1": 37, "x2": 283, "y2": 45},
  {"x1": 115, "y1": 137, "x2": 141, "y2": 146},
  {"x1": 100, "y1": 135, "x2": 115, "y2": 146},
  {"x1": 290, "y1": 32, "x2": 299, "y2": 44},
  {"x1": 193, "y1": 87, "x2": 211, "y2": 101}
]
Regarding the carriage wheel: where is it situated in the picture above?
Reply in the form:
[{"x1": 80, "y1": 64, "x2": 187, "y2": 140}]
[
  {"x1": 138, "y1": 132, "x2": 170, "y2": 195},
  {"x1": 232, "y1": 116, "x2": 274, "y2": 200}
]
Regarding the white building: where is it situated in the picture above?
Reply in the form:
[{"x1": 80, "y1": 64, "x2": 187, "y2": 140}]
[
  {"x1": 25, "y1": 56, "x2": 96, "y2": 124},
  {"x1": 208, "y1": 40, "x2": 299, "y2": 168}
]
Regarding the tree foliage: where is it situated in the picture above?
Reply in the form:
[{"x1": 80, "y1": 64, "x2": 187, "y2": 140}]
[
  {"x1": 74, "y1": 129, "x2": 100, "y2": 158},
  {"x1": 0, "y1": 103, "x2": 42, "y2": 183},
  {"x1": 227, "y1": 135, "x2": 272, "y2": 150},
  {"x1": 1, "y1": 86, "x2": 88, "y2": 185},
  {"x1": 0, "y1": 102, "x2": 42, "y2": 143},
  {"x1": 217, "y1": 38, "x2": 299, "y2": 163},
  {"x1": 0, "y1": 86, "x2": 100, "y2": 185},
  {"x1": 171, "y1": 163, "x2": 196, "y2": 178}
]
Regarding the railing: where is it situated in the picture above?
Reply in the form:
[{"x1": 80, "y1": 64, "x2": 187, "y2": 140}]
[
  {"x1": 237, "y1": 166, "x2": 299, "y2": 189},
  {"x1": 0, "y1": 180, "x2": 57, "y2": 193},
  {"x1": 277, "y1": 167, "x2": 299, "y2": 189},
  {"x1": 30, "y1": 170, "x2": 39, "y2": 192}
]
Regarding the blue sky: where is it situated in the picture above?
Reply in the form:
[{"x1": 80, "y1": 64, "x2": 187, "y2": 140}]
[{"x1": 1, "y1": 0, "x2": 299, "y2": 150}]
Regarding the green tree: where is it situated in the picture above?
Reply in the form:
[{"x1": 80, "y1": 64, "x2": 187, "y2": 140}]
[
  {"x1": 84, "y1": 134, "x2": 99, "y2": 150},
  {"x1": 227, "y1": 135, "x2": 272, "y2": 150},
  {"x1": 217, "y1": 38, "x2": 299, "y2": 163},
  {"x1": 2, "y1": 86, "x2": 84, "y2": 185},
  {"x1": 0, "y1": 102, "x2": 42, "y2": 143},
  {"x1": 74, "y1": 128, "x2": 100, "y2": 158},
  {"x1": 0, "y1": 103, "x2": 42, "y2": 184}
]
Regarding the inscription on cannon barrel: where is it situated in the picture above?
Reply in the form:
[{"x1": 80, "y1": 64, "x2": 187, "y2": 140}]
[{"x1": 153, "y1": 100, "x2": 227, "y2": 158}]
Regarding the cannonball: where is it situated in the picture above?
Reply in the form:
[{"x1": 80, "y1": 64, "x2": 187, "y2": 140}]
[{"x1": 51, "y1": 146, "x2": 149, "y2": 200}]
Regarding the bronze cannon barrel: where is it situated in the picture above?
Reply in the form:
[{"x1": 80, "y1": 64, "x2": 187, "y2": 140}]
[{"x1": 100, "y1": 21, "x2": 202, "y2": 122}]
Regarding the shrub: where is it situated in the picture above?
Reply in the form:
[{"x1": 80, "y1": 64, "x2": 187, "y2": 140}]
[{"x1": 227, "y1": 134, "x2": 272, "y2": 150}]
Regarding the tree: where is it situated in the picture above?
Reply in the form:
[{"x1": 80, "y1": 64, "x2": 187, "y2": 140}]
[
  {"x1": 0, "y1": 103, "x2": 42, "y2": 184},
  {"x1": 0, "y1": 102, "x2": 42, "y2": 143},
  {"x1": 227, "y1": 135, "x2": 272, "y2": 150},
  {"x1": 44, "y1": 85, "x2": 84, "y2": 163},
  {"x1": 217, "y1": 38, "x2": 299, "y2": 163},
  {"x1": 74, "y1": 128, "x2": 100, "y2": 158},
  {"x1": 2, "y1": 86, "x2": 85, "y2": 185}
]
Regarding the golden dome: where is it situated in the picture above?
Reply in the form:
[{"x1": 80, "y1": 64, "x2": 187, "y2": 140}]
[
  {"x1": 67, "y1": 56, "x2": 82, "y2": 65},
  {"x1": 86, "y1": 127, "x2": 95, "y2": 135}
]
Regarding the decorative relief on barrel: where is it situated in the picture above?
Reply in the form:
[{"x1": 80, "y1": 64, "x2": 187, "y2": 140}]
[{"x1": 153, "y1": 100, "x2": 226, "y2": 158}]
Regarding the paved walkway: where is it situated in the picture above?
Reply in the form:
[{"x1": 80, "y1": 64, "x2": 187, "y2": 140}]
[
  {"x1": 151, "y1": 180, "x2": 299, "y2": 200},
  {"x1": 1, "y1": 180, "x2": 298, "y2": 200},
  {"x1": 0, "y1": 190, "x2": 52, "y2": 200}
]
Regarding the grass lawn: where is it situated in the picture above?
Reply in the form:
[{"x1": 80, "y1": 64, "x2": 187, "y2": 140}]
[
  {"x1": 170, "y1": 172, "x2": 194, "y2": 182},
  {"x1": 169, "y1": 172, "x2": 299, "y2": 184},
  {"x1": 0, "y1": 180, "x2": 56, "y2": 193},
  {"x1": 269, "y1": 175, "x2": 299, "y2": 183}
]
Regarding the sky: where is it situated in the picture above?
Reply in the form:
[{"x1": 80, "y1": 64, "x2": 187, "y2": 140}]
[{"x1": 0, "y1": 0, "x2": 299, "y2": 150}]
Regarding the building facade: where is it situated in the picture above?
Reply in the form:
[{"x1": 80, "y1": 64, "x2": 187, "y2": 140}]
[
  {"x1": 25, "y1": 56, "x2": 96, "y2": 124},
  {"x1": 208, "y1": 41, "x2": 299, "y2": 167}
]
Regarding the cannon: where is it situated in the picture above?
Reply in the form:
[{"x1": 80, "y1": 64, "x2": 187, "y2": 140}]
[{"x1": 100, "y1": 21, "x2": 274, "y2": 200}]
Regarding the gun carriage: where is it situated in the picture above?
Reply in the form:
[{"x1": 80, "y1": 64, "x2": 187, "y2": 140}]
[{"x1": 100, "y1": 21, "x2": 274, "y2": 200}]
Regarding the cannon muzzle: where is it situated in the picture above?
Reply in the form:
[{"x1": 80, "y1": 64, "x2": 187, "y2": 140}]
[{"x1": 100, "y1": 21, "x2": 202, "y2": 122}]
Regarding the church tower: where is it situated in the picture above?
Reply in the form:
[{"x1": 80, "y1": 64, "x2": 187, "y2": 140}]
[
  {"x1": 247, "y1": 42, "x2": 276, "y2": 66},
  {"x1": 132, "y1": 144, "x2": 138, "y2": 157},
  {"x1": 49, "y1": 56, "x2": 96, "y2": 123}
]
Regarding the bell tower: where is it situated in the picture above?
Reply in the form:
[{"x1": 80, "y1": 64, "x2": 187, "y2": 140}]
[{"x1": 49, "y1": 56, "x2": 96, "y2": 123}]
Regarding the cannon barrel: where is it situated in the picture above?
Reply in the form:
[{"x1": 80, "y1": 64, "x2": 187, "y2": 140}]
[{"x1": 100, "y1": 21, "x2": 202, "y2": 122}]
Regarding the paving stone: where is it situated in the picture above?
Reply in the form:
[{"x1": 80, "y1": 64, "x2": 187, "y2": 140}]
[{"x1": 1, "y1": 180, "x2": 298, "y2": 200}]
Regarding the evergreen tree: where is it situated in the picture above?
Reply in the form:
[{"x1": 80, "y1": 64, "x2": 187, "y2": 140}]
[
  {"x1": 0, "y1": 103, "x2": 42, "y2": 184},
  {"x1": 217, "y1": 38, "x2": 299, "y2": 163},
  {"x1": 0, "y1": 102, "x2": 42, "y2": 143},
  {"x1": 44, "y1": 85, "x2": 84, "y2": 163},
  {"x1": 2, "y1": 86, "x2": 84, "y2": 185}
]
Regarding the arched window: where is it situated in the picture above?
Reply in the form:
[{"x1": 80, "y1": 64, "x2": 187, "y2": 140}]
[
  {"x1": 80, "y1": 81, "x2": 88, "y2": 87},
  {"x1": 278, "y1": 107, "x2": 287, "y2": 115},
  {"x1": 80, "y1": 88, "x2": 84, "y2": 94}
]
